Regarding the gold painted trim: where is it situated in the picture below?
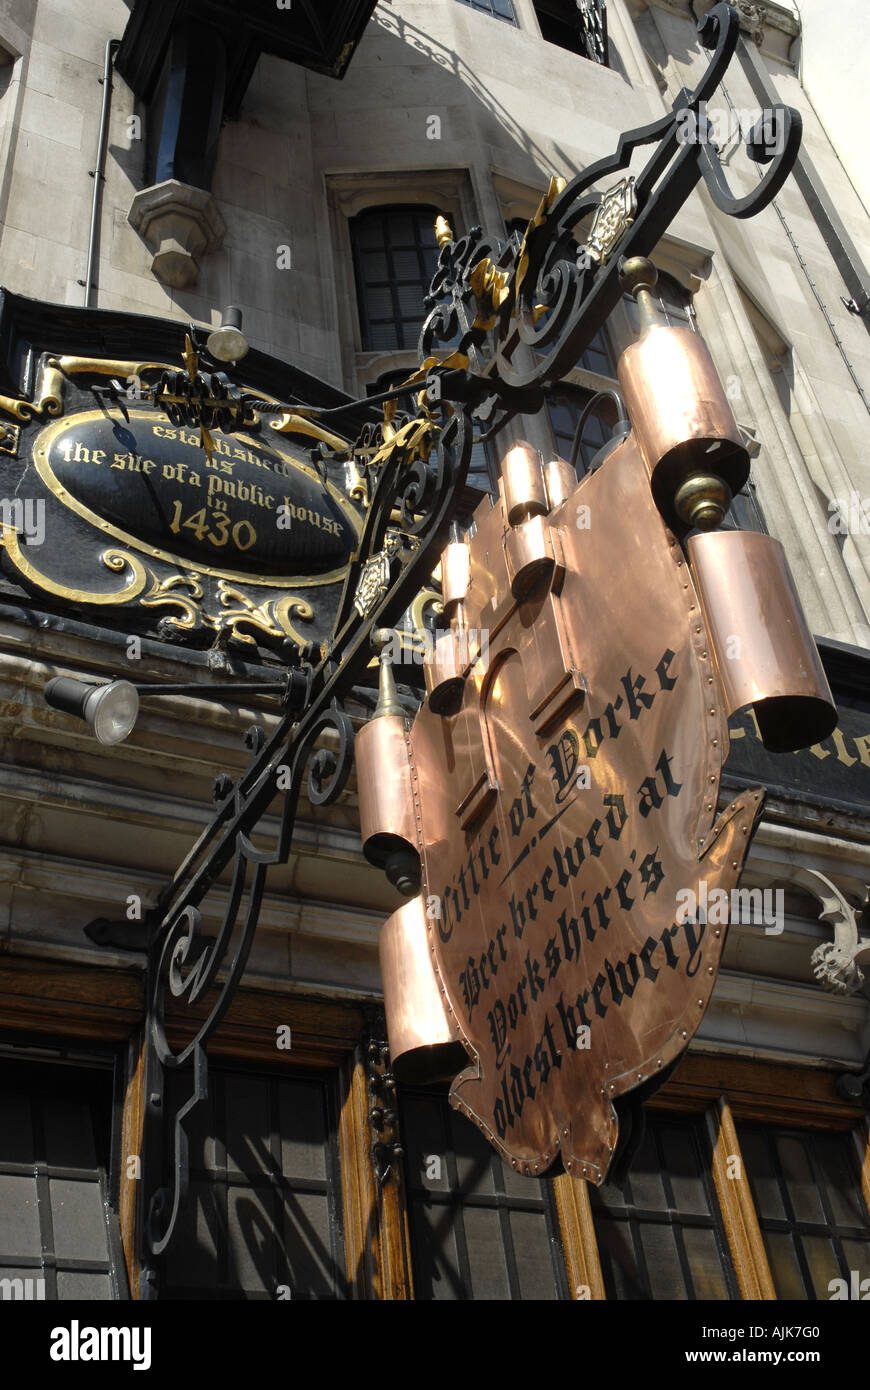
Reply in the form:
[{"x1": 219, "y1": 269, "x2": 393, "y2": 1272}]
[
  {"x1": 853, "y1": 1117, "x2": 870, "y2": 1219},
  {"x1": 270, "y1": 413, "x2": 350, "y2": 452},
  {"x1": 54, "y1": 355, "x2": 177, "y2": 379},
  {"x1": 706, "y1": 1097, "x2": 776, "y2": 1300},
  {"x1": 34, "y1": 361, "x2": 64, "y2": 416},
  {"x1": 1, "y1": 527, "x2": 148, "y2": 605},
  {"x1": 31, "y1": 409, "x2": 362, "y2": 589},
  {"x1": 0, "y1": 393, "x2": 32, "y2": 421},
  {"x1": 552, "y1": 1172, "x2": 606, "y2": 1299}
]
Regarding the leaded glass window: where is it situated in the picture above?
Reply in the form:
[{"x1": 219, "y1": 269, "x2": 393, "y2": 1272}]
[
  {"x1": 351, "y1": 206, "x2": 441, "y2": 352},
  {"x1": 0, "y1": 1056, "x2": 127, "y2": 1300},
  {"x1": 400, "y1": 1086, "x2": 568, "y2": 1299},
  {"x1": 589, "y1": 1114, "x2": 737, "y2": 1300},
  {"x1": 455, "y1": 0, "x2": 518, "y2": 25},
  {"x1": 738, "y1": 1125, "x2": 870, "y2": 1300},
  {"x1": 163, "y1": 1063, "x2": 346, "y2": 1300}
]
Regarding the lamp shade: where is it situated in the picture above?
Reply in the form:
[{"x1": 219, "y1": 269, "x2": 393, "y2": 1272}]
[
  {"x1": 206, "y1": 305, "x2": 249, "y2": 363},
  {"x1": 45, "y1": 677, "x2": 140, "y2": 745}
]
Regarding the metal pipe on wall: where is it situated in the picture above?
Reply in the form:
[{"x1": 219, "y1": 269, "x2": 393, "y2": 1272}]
[{"x1": 83, "y1": 38, "x2": 122, "y2": 308}]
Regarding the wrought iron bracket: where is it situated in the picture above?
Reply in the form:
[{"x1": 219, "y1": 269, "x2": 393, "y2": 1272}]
[
  {"x1": 124, "y1": 2, "x2": 805, "y2": 1291},
  {"x1": 133, "y1": 368, "x2": 474, "y2": 1292},
  {"x1": 364, "y1": 1010, "x2": 403, "y2": 1186}
]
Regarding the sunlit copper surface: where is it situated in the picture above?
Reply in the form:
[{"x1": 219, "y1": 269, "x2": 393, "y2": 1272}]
[
  {"x1": 441, "y1": 540, "x2": 471, "y2": 608},
  {"x1": 424, "y1": 626, "x2": 467, "y2": 713},
  {"x1": 406, "y1": 433, "x2": 767, "y2": 1182},
  {"x1": 618, "y1": 325, "x2": 749, "y2": 528},
  {"x1": 688, "y1": 529, "x2": 837, "y2": 752},
  {"x1": 501, "y1": 441, "x2": 548, "y2": 526},
  {"x1": 544, "y1": 456, "x2": 578, "y2": 510},
  {"x1": 379, "y1": 896, "x2": 467, "y2": 1085},
  {"x1": 356, "y1": 713, "x2": 419, "y2": 867},
  {"x1": 504, "y1": 512, "x2": 557, "y2": 599}
]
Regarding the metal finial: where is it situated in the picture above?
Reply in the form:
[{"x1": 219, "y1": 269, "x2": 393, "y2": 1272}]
[
  {"x1": 371, "y1": 629, "x2": 405, "y2": 720},
  {"x1": 435, "y1": 215, "x2": 454, "y2": 248},
  {"x1": 619, "y1": 255, "x2": 661, "y2": 335}
]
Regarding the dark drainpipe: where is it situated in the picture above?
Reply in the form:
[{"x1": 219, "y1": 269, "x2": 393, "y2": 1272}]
[{"x1": 83, "y1": 37, "x2": 122, "y2": 308}]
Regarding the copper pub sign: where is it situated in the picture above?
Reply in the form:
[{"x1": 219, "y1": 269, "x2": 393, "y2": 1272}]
[{"x1": 360, "y1": 259, "x2": 837, "y2": 1184}]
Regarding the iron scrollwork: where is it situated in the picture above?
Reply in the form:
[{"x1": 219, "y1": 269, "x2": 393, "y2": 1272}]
[
  {"x1": 132, "y1": 2, "x2": 803, "y2": 1292},
  {"x1": 137, "y1": 367, "x2": 475, "y2": 1294},
  {"x1": 420, "y1": 2, "x2": 800, "y2": 433}
]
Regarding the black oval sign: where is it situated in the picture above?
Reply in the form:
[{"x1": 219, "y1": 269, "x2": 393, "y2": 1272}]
[{"x1": 34, "y1": 410, "x2": 359, "y2": 575}]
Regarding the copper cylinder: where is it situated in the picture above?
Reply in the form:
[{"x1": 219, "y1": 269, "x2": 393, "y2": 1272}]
[
  {"x1": 379, "y1": 896, "x2": 467, "y2": 1084},
  {"x1": 356, "y1": 714, "x2": 421, "y2": 893},
  {"x1": 501, "y1": 441, "x2": 548, "y2": 526},
  {"x1": 504, "y1": 513, "x2": 556, "y2": 598},
  {"x1": 618, "y1": 326, "x2": 749, "y2": 528},
  {"x1": 424, "y1": 626, "x2": 467, "y2": 713},
  {"x1": 441, "y1": 541, "x2": 471, "y2": 608},
  {"x1": 687, "y1": 529, "x2": 837, "y2": 753},
  {"x1": 544, "y1": 456, "x2": 577, "y2": 510}
]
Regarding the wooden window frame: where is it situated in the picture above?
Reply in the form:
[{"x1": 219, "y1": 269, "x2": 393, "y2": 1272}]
[
  {"x1": 551, "y1": 1053, "x2": 868, "y2": 1299},
  {"x1": 3, "y1": 954, "x2": 866, "y2": 1302}
]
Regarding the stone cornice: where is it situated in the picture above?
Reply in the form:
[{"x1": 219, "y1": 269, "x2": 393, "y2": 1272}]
[{"x1": 630, "y1": 0, "x2": 800, "y2": 64}]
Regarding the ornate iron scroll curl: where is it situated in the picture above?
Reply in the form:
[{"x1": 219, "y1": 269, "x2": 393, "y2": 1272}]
[
  {"x1": 133, "y1": 0, "x2": 803, "y2": 1294},
  {"x1": 420, "y1": 2, "x2": 801, "y2": 410},
  {"x1": 137, "y1": 376, "x2": 475, "y2": 1293}
]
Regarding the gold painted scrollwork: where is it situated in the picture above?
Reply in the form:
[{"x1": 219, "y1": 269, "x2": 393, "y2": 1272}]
[
  {"x1": 216, "y1": 581, "x2": 315, "y2": 646},
  {"x1": 515, "y1": 175, "x2": 567, "y2": 301},
  {"x1": 270, "y1": 413, "x2": 350, "y2": 452},
  {"x1": 0, "y1": 393, "x2": 35, "y2": 422},
  {"x1": 140, "y1": 573, "x2": 205, "y2": 631},
  {"x1": 410, "y1": 585, "x2": 444, "y2": 634},
  {"x1": 53, "y1": 354, "x2": 174, "y2": 380},
  {"x1": 33, "y1": 361, "x2": 64, "y2": 416},
  {"x1": 0, "y1": 357, "x2": 66, "y2": 424},
  {"x1": 0, "y1": 529, "x2": 149, "y2": 605}
]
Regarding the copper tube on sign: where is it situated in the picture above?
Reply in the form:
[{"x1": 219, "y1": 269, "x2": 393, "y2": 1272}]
[
  {"x1": 618, "y1": 325, "x2": 749, "y2": 529},
  {"x1": 379, "y1": 896, "x2": 467, "y2": 1085},
  {"x1": 503, "y1": 513, "x2": 556, "y2": 599},
  {"x1": 544, "y1": 455, "x2": 577, "y2": 510},
  {"x1": 501, "y1": 441, "x2": 548, "y2": 526},
  {"x1": 687, "y1": 529, "x2": 837, "y2": 753},
  {"x1": 356, "y1": 714, "x2": 421, "y2": 893},
  {"x1": 424, "y1": 625, "x2": 467, "y2": 713},
  {"x1": 441, "y1": 541, "x2": 471, "y2": 608}
]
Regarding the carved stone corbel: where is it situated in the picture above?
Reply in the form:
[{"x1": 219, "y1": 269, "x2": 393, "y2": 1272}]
[
  {"x1": 734, "y1": 1, "x2": 765, "y2": 48},
  {"x1": 128, "y1": 179, "x2": 226, "y2": 290}
]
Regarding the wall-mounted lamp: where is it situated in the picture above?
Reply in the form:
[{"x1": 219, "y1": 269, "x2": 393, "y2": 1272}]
[
  {"x1": 206, "y1": 306, "x2": 249, "y2": 364},
  {"x1": 45, "y1": 677, "x2": 140, "y2": 745},
  {"x1": 44, "y1": 674, "x2": 302, "y2": 746}
]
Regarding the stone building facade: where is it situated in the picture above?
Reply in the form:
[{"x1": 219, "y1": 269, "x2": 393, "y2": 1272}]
[{"x1": 0, "y1": 0, "x2": 867, "y2": 1301}]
